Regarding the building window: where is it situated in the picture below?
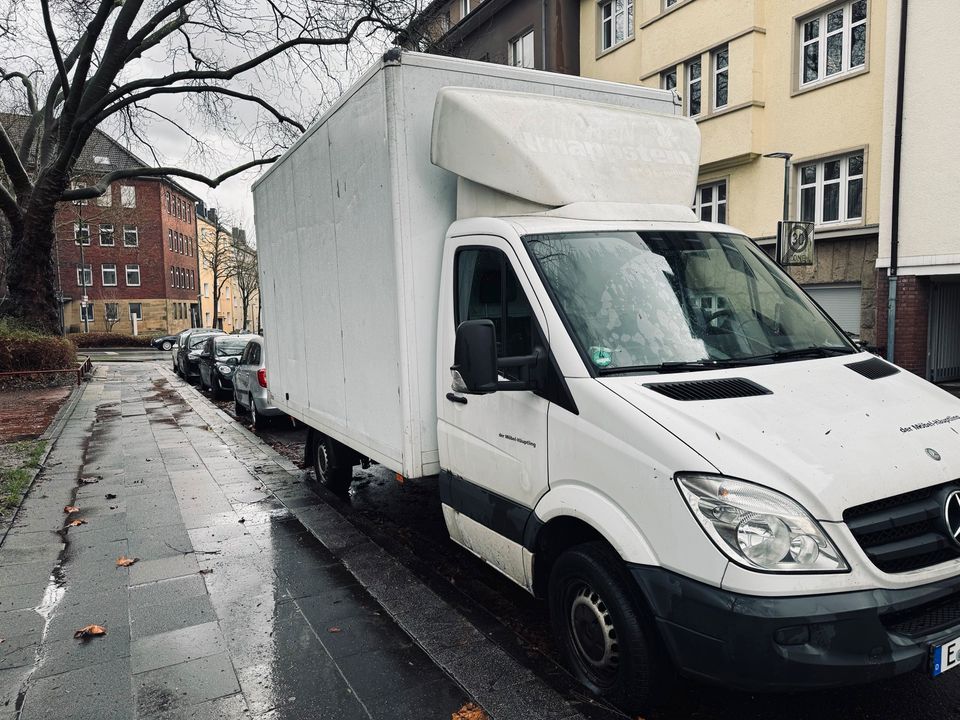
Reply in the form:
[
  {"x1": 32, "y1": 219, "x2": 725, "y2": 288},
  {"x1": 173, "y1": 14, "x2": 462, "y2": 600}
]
[
  {"x1": 800, "y1": 0, "x2": 867, "y2": 87},
  {"x1": 99, "y1": 224, "x2": 114, "y2": 246},
  {"x1": 77, "y1": 264, "x2": 93, "y2": 287},
  {"x1": 686, "y1": 57, "x2": 702, "y2": 116},
  {"x1": 712, "y1": 45, "x2": 728, "y2": 109},
  {"x1": 661, "y1": 67, "x2": 677, "y2": 91},
  {"x1": 74, "y1": 222, "x2": 90, "y2": 245},
  {"x1": 80, "y1": 303, "x2": 94, "y2": 322},
  {"x1": 693, "y1": 180, "x2": 727, "y2": 224},
  {"x1": 120, "y1": 185, "x2": 136, "y2": 208},
  {"x1": 102, "y1": 264, "x2": 117, "y2": 286},
  {"x1": 129, "y1": 302, "x2": 142, "y2": 320},
  {"x1": 509, "y1": 30, "x2": 535, "y2": 69},
  {"x1": 125, "y1": 264, "x2": 141, "y2": 286},
  {"x1": 204, "y1": 282, "x2": 209, "y2": 298},
  {"x1": 171, "y1": 268, "x2": 175, "y2": 288},
  {"x1": 105, "y1": 303, "x2": 119, "y2": 321},
  {"x1": 459, "y1": 0, "x2": 469, "y2": 17},
  {"x1": 664, "y1": 0, "x2": 680, "y2": 6},
  {"x1": 96, "y1": 187, "x2": 112, "y2": 207},
  {"x1": 123, "y1": 225, "x2": 138, "y2": 247},
  {"x1": 174, "y1": 302, "x2": 180, "y2": 320},
  {"x1": 798, "y1": 151, "x2": 864, "y2": 225},
  {"x1": 166, "y1": 191, "x2": 171, "y2": 214},
  {"x1": 600, "y1": 0, "x2": 633, "y2": 51}
]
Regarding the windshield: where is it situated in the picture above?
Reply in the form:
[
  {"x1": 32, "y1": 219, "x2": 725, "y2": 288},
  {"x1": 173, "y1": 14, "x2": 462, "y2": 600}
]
[
  {"x1": 525, "y1": 231, "x2": 853, "y2": 372},
  {"x1": 216, "y1": 339, "x2": 249, "y2": 357},
  {"x1": 189, "y1": 334, "x2": 216, "y2": 349}
]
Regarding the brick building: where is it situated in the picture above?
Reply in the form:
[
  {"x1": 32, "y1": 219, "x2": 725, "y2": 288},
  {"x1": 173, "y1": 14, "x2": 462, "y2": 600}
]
[{"x1": 51, "y1": 129, "x2": 201, "y2": 336}]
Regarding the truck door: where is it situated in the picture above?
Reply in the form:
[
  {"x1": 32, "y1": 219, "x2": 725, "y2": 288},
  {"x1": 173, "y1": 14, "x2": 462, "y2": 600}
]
[{"x1": 438, "y1": 239, "x2": 549, "y2": 588}]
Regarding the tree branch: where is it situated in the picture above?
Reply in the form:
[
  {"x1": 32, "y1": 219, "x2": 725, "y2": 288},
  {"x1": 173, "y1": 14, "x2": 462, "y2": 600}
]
[
  {"x1": 0, "y1": 179, "x2": 22, "y2": 229},
  {"x1": 0, "y1": 121, "x2": 32, "y2": 196},
  {"x1": 92, "y1": 85, "x2": 306, "y2": 132},
  {"x1": 40, "y1": 0, "x2": 71, "y2": 105},
  {"x1": 0, "y1": 68, "x2": 38, "y2": 114},
  {"x1": 60, "y1": 157, "x2": 280, "y2": 200}
]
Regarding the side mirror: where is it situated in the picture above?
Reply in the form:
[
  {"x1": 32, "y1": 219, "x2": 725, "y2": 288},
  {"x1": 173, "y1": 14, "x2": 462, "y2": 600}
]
[
  {"x1": 226, "y1": 356, "x2": 239, "y2": 366},
  {"x1": 452, "y1": 320, "x2": 498, "y2": 394}
]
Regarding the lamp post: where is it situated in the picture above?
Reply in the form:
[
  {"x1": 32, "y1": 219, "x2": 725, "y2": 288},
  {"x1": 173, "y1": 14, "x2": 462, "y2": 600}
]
[{"x1": 764, "y1": 151, "x2": 793, "y2": 264}]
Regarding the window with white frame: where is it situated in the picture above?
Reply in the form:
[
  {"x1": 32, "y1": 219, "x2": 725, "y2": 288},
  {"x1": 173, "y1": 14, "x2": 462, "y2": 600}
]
[
  {"x1": 102, "y1": 264, "x2": 117, "y2": 286},
  {"x1": 74, "y1": 222, "x2": 90, "y2": 245},
  {"x1": 70, "y1": 181, "x2": 87, "y2": 205},
  {"x1": 105, "y1": 303, "x2": 119, "y2": 321},
  {"x1": 509, "y1": 30, "x2": 535, "y2": 69},
  {"x1": 123, "y1": 225, "x2": 138, "y2": 247},
  {"x1": 125, "y1": 264, "x2": 141, "y2": 286},
  {"x1": 129, "y1": 302, "x2": 142, "y2": 320},
  {"x1": 693, "y1": 180, "x2": 727, "y2": 223},
  {"x1": 800, "y1": 0, "x2": 867, "y2": 87},
  {"x1": 96, "y1": 187, "x2": 112, "y2": 207},
  {"x1": 99, "y1": 224, "x2": 114, "y2": 246},
  {"x1": 686, "y1": 57, "x2": 702, "y2": 116},
  {"x1": 664, "y1": 0, "x2": 680, "y2": 7},
  {"x1": 460, "y1": 0, "x2": 469, "y2": 18},
  {"x1": 77, "y1": 264, "x2": 93, "y2": 287},
  {"x1": 80, "y1": 303, "x2": 94, "y2": 322},
  {"x1": 600, "y1": 0, "x2": 633, "y2": 51},
  {"x1": 712, "y1": 45, "x2": 728, "y2": 109},
  {"x1": 661, "y1": 67, "x2": 677, "y2": 92},
  {"x1": 120, "y1": 185, "x2": 136, "y2": 208},
  {"x1": 798, "y1": 151, "x2": 864, "y2": 225}
]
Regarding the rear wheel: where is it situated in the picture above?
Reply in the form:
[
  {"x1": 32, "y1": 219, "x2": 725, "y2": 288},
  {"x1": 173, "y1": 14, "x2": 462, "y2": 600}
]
[
  {"x1": 234, "y1": 395, "x2": 246, "y2": 416},
  {"x1": 548, "y1": 542, "x2": 672, "y2": 715},
  {"x1": 213, "y1": 374, "x2": 224, "y2": 398},
  {"x1": 311, "y1": 432, "x2": 353, "y2": 494},
  {"x1": 249, "y1": 397, "x2": 268, "y2": 430},
  {"x1": 161, "y1": 340, "x2": 173, "y2": 351}
]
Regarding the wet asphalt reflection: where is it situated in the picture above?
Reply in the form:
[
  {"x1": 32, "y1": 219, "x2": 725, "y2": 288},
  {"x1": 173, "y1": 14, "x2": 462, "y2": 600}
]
[{"x1": 201, "y1": 382, "x2": 960, "y2": 720}]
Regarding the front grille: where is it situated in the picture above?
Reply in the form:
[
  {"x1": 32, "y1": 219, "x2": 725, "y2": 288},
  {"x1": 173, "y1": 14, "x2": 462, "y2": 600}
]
[
  {"x1": 642, "y1": 378, "x2": 771, "y2": 401},
  {"x1": 844, "y1": 481, "x2": 960, "y2": 573},
  {"x1": 884, "y1": 592, "x2": 960, "y2": 637}
]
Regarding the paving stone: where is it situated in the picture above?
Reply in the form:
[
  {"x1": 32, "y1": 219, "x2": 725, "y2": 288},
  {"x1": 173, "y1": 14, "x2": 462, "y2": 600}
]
[
  {"x1": 18, "y1": 657, "x2": 135, "y2": 720},
  {"x1": 131, "y1": 621, "x2": 226, "y2": 674},
  {"x1": 128, "y1": 554, "x2": 199, "y2": 586},
  {"x1": 134, "y1": 651, "x2": 240, "y2": 715},
  {"x1": 129, "y1": 593, "x2": 216, "y2": 640},
  {"x1": 138, "y1": 691, "x2": 249, "y2": 720}
]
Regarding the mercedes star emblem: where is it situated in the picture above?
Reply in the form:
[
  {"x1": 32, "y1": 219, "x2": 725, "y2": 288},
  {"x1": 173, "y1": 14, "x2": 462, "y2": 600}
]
[{"x1": 945, "y1": 490, "x2": 960, "y2": 546}]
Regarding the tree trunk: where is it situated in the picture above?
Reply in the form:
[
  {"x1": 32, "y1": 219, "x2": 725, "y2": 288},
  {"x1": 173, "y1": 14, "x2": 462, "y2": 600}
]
[{"x1": 4, "y1": 174, "x2": 66, "y2": 334}]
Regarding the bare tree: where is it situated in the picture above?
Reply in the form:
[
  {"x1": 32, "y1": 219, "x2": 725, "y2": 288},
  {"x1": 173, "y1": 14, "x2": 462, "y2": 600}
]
[
  {"x1": 0, "y1": 0, "x2": 416, "y2": 333},
  {"x1": 198, "y1": 212, "x2": 236, "y2": 330},
  {"x1": 230, "y1": 235, "x2": 259, "y2": 332}
]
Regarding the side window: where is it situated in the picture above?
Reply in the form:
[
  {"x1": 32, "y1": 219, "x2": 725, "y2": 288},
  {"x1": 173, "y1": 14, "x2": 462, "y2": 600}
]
[
  {"x1": 456, "y1": 248, "x2": 536, "y2": 363},
  {"x1": 251, "y1": 343, "x2": 262, "y2": 365},
  {"x1": 240, "y1": 344, "x2": 252, "y2": 365}
]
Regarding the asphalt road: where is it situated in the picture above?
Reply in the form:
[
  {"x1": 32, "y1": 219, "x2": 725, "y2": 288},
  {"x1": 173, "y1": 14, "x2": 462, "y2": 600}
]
[{"x1": 187, "y1": 365, "x2": 960, "y2": 720}]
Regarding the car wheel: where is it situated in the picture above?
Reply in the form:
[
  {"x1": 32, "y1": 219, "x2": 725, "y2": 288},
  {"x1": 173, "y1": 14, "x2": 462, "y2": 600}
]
[
  {"x1": 250, "y1": 397, "x2": 269, "y2": 430},
  {"x1": 549, "y1": 542, "x2": 672, "y2": 715},
  {"x1": 161, "y1": 340, "x2": 173, "y2": 351},
  {"x1": 234, "y1": 396, "x2": 246, "y2": 416},
  {"x1": 312, "y1": 433, "x2": 353, "y2": 494},
  {"x1": 213, "y1": 374, "x2": 224, "y2": 399}
]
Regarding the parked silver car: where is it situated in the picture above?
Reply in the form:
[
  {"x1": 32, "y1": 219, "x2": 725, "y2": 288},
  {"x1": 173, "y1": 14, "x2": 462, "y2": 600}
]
[{"x1": 232, "y1": 336, "x2": 285, "y2": 428}]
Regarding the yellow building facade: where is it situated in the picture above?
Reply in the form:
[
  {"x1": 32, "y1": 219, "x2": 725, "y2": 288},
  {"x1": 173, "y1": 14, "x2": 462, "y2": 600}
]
[
  {"x1": 579, "y1": 0, "x2": 885, "y2": 344},
  {"x1": 197, "y1": 213, "x2": 261, "y2": 334}
]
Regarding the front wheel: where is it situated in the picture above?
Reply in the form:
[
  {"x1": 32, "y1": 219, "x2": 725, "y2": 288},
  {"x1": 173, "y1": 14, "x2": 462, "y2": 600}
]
[
  {"x1": 312, "y1": 433, "x2": 353, "y2": 494},
  {"x1": 549, "y1": 542, "x2": 672, "y2": 715},
  {"x1": 249, "y1": 397, "x2": 268, "y2": 430},
  {"x1": 161, "y1": 340, "x2": 173, "y2": 351}
]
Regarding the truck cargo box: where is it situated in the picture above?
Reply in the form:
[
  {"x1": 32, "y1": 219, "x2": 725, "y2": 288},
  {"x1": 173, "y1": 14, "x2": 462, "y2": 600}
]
[{"x1": 252, "y1": 51, "x2": 680, "y2": 479}]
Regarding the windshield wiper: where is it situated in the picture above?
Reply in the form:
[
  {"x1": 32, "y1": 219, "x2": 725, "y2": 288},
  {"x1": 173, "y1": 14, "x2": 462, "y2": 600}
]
[
  {"x1": 736, "y1": 346, "x2": 857, "y2": 364},
  {"x1": 599, "y1": 359, "x2": 741, "y2": 375}
]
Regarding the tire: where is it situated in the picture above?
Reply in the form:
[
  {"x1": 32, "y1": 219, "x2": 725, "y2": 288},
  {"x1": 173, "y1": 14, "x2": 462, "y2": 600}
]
[
  {"x1": 213, "y1": 374, "x2": 224, "y2": 398},
  {"x1": 161, "y1": 340, "x2": 173, "y2": 351},
  {"x1": 548, "y1": 542, "x2": 672, "y2": 715},
  {"x1": 250, "y1": 396, "x2": 269, "y2": 430},
  {"x1": 312, "y1": 432, "x2": 353, "y2": 494},
  {"x1": 234, "y1": 397, "x2": 246, "y2": 416}
]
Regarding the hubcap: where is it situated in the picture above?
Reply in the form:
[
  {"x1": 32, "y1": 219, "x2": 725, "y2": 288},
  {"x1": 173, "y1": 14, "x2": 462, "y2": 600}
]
[
  {"x1": 315, "y1": 440, "x2": 330, "y2": 481},
  {"x1": 568, "y1": 584, "x2": 619, "y2": 682}
]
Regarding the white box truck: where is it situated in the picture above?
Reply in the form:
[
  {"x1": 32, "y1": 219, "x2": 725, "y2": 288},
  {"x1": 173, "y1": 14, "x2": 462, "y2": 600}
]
[{"x1": 254, "y1": 51, "x2": 960, "y2": 712}]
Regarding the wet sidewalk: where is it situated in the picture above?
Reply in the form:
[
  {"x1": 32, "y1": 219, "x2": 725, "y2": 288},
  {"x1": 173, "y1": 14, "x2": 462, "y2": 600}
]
[{"x1": 0, "y1": 364, "x2": 472, "y2": 719}]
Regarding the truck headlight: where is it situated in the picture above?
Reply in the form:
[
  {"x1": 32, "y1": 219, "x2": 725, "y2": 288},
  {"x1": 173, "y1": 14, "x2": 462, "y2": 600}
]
[{"x1": 677, "y1": 474, "x2": 848, "y2": 572}]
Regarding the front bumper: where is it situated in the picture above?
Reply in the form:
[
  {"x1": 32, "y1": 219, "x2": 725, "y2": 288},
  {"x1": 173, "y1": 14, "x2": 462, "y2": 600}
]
[{"x1": 631, "y1": 565, "x2": 960, "y2": 691}]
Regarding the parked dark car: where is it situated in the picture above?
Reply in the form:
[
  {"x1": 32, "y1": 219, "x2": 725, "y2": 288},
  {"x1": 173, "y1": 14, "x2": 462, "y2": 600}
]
[
  {"x1": 198, "y1": 334, "x2": 256, "y2": 398},
  {"x1": 232, "y1": 336, "x2": 286, "y2": 429},
  {"x1": 151, "y1": 334, "x2": 178, "y2": 352},
  {"x1": 175, "y1": 329, "x2": 223, "y2": 382}
]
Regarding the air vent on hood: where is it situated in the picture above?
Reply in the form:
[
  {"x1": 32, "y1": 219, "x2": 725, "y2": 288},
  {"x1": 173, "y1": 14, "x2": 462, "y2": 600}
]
[
  {"x1": 643, "y1": 378, "x2": 772, "y2": 401},
  {"x1": 846, "y1": 357, "x2": 900, "y2": 380}
]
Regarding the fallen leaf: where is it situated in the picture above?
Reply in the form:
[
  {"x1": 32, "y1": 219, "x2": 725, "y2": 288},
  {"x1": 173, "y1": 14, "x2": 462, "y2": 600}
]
[
  {"x1": 67, "y1": 519, "x2": 87, "y2": 527},
  {"x1": 198, "y1": 568, "x2": 214, "y2": 575},
  {"x1": 73, "y1": 624, "x2": 107, "y2": 639},
  {"x1": 451, "y1": 703, "x2": 488, "y2": 720},
  {"x1": 0, "y1": 638, "x2": 4, "y2": 644},
  {"x1": 116, "y1": 556, "x2": 139, "y2": 567},
  {"x1": 105, "y1": 493, "x2": 117, "y2": 499},
  {"x1": 78, "y1": 477, "x2": 99, "y2": 485},
  {"x1": 109, "y1": 506, "x2": 117, "y2": 510},
  {"x1": 63, "y1": 505, "x2": 79, "y2": 514},
  {"x1": 327, "y1": 627, "x2": 341, "y2": 633},
  {"x1": 238, "y1": 517, "x2": 245, "y2": 524}
]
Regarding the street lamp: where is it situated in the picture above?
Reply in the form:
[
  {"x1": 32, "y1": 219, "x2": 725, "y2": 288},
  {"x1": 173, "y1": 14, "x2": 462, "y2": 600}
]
[{"x1": 763, "y1": 151, "x2": 793, "y2": 264}]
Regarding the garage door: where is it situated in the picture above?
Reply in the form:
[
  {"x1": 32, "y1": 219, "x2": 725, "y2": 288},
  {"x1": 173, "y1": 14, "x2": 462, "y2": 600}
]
[{"x1": 803, "y1": 284, "x2": 862, "y2": 336}]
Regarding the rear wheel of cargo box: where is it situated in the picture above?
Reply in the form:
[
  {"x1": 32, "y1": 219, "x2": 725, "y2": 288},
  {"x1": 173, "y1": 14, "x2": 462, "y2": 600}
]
[
  {"x1": 311, "y1": 432, "x2": 353, "y2": 494},
  {"x1": 549, "y1": 542, "x2": 672, "y2": 714}
]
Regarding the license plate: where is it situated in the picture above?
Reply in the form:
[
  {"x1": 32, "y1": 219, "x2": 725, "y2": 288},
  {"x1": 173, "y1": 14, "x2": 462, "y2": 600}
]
[{"x1": 932, "y1": 636, "x2": 960, "y2": 677}]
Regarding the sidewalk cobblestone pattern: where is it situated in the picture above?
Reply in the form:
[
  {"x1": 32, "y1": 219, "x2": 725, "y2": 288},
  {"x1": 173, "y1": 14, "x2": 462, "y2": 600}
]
[{"x1": 0, "y1": 364, "x2": 479, "y2": 719}]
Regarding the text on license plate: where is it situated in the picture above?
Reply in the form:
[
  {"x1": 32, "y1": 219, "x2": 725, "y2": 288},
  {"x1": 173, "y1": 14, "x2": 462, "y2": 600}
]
[{"x1": 932, "y1": 637, "x2": 960, "y2": 677}]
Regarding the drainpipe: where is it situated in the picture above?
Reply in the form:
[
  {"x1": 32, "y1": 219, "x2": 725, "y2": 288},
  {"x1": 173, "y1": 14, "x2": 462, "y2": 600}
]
[
  {"x1": 541, "y1": 0, "x2": 548, "y2": 70},
  {"x1": 887, "y1": 0, "x2": 909, "y2": 361}
]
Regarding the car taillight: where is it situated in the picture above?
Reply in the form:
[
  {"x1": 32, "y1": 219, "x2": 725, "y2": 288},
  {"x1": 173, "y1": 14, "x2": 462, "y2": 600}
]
[{"x1": 257, "y1": 368, "x2": 267, "y2": 388}]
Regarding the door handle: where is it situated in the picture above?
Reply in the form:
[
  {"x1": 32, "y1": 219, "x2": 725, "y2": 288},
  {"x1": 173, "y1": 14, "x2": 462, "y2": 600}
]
[{"x1": 445, "y1": 393, "x2": 468, "y2": 405}]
